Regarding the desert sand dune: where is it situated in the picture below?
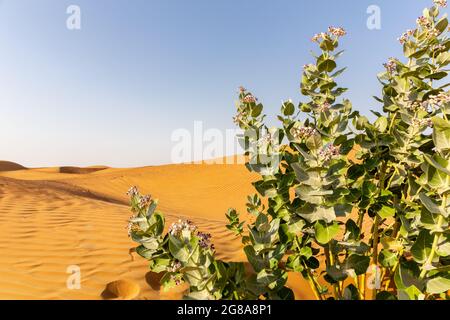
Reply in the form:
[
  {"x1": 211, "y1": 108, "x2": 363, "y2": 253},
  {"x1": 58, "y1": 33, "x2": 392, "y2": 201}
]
[
  {"x1": 0, "y1": 161, "x2": 314, "y2": 300},
  {"x1": 59, "y1": 166, "x2": 109, "y2": 174},
  {"x1": 0, "y1": 161, "x2": 27, "y2": 172}
]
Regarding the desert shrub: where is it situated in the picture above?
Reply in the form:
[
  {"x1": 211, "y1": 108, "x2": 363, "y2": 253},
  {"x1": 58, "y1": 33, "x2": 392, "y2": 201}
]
[
  {"x1": 126, "y1": 187, "x2": 251, "y2": 299},
  {"x1": 128, "y1": 0, "x2": 450, "y2": 300}
]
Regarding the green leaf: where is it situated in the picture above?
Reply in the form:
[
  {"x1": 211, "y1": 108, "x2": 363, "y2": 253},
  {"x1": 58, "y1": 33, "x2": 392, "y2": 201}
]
[
  {"x1": 244, "y1": 246, "x2": 267, "y2": 273},
  {"x1": 436, "y1": 17, "x2": 449, "y2": 34},
  {"x1": 426, "y1": 275, "x2": 450, "y2": 294},
  {"x1": 345, "y1": 219, "x2": 360, "y2": 241},
  {"x1": 286, "y1": 255, "x2": 304, "y2": 273},
  {"x1": 305, "y1": 132, "x2": 323, "y2": 151},
  {"x1": 379, "y1": 249, "x2": 398, "y2": 268},
  {"x1": 394, "y1": 260, "x2": 424, "y2": 291},
  {"x1": 347, "y1": 165, "x2": 365, "y2": 181},
  {"x1": 378, "y1": 205, "x2": 395, "y2": 219},
  {"x1": 345, "y1": 254, "x2": 370, "y2": 275},
  {"x1": 320, "y1": 39, "x2": 335, "y2": 51},
  {"x1": 331, "y1": 67, "x2": 347, "y2": 78},
  {"x1": 257, "y1": 269, "x2": 288, "y2": 291},
  {"x1": 411, "y1": 230, "x2": 434, "y2": 264},
  {"x1": 436, "y1": 234, "x2": 450, "y2": 257},
  {"x1": 318, "y1": 59, "x2": 337, "y2": 73},
  {"x1": 149, "y1": 211, "x2": 165, "y2": 236},
  {"x1": 169, "y1": 235, "x2": 191, "y2": 263},
  {"x1": 297, "y1": 204, "x2": 336, "y2": 223},
  {"x1": 376, "y1": 291, "x2": 397, "y2": 300},
  {"x1": 343, "y1": 284, "x2": 359, "y2": 300},
  {"x1": 291, "y1": 164, "x2": 322, "y2": 188},
  {"x1": 432, "y1": 117, "x2": 450, "y2": 152},
  {"x1": 398, "y1": 285, "x2": 423, "y2": 300},
  {"x1": 296, "y1": 185, "x2": 331, "y2": 205},
  {"x1": 326, "y1": 265, "x2": 348, "y2": 282},
  {"x1": 426, "y1": 72, "x2": 448, "y2": 80},
  {"x1": 305, "y1": 256, "x2": 320, "y2": 269},
  {"x1": 136, "y1": 245, "x2": 158, "y2": 260},
  {"x1": 282, "y1": 101, "x2": 295, "y2": 116},
  {"x1": 299, "y1": 246, "x2": 313, "y2": 259},
  {"x1": 314, "y1": 221, "x2": 340, "y2": 245},
  {"x1": 419, "y1": 193, "x2": 447, "y2": 217},
  {"x1": 437, "y1": 52, "x2": 450, "y2": 66},
  {"x1": 251, "y1": 103, "x2": 264, "y2": 117},
  {"x1": 423, "y1": 154, "x2": 450, "y2": 176},
  {"x1": 374, "y1": 116, "x2": 388, "y2": 132},
  {"x1": 422, "y1": 160, "x2": 450, "y2": 193},
  {"x1": 276, "y1": 287, "x2": 295, "y2": 300},
  {"x1": 146, "y1": 199, "x2": 159, "y2": 217}
]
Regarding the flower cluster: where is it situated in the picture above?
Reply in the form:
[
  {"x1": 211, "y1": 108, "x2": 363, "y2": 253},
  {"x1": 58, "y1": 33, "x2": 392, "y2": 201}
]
[
  {"x1": 428, "y1": 28, "x2": 440, "y2": 39},
  {"x1": 170, "y1": 274, "x2": 183, "y2": 286},
  {"x1": 412, "y1": 117, "x2": 433, "y2": 128},
  {"x1": 405, "y1": 100, "x2": 428, "y2": 113},
  {"x1": 434, "y1": 0, "x2": 447, "y2": 8},
  {"x1": 291, "y1": 126, "x2": 317, "y2": 140},
  {"x1": 328, "y1": 26, "x2": 347, "y2": 37},
  {"x1": 242, "y1": 94, "x2": 257, "y2": 104},
  {"x1": 398, "y1": 29, "x2": 415, "y2": 45},
  {"x1": 168, "y1": 219, "x2": 197, "y2": 236},
  {"x1": 429, "y1": 92, "x2": 450, "y2": 107},
  {"x1": 197, "y1": 232, "x2": 214, "y2": 250},
  {"x1": 167, "y1": 260, "x2": 182, "y2": 273},
  {"x1": 126, "y1": 216, "x2": 140, "y2": 237},
  {"x1": 127, "y1": 186, "x2": 139, "y2": 197},
  {"x1": 311, "y1": 27, "x2": 346, "y2": 42},
  {"x1": 317, "y1": 102, "x2": 331, "y2": 112},
  {"x1": 138, "y1": 194, "x2": 151, "y2": 208},
  {"x1": 257, "y1": 132, "x2": 278, "y2": 148},
  {"x1": 431, "y1": 44, "x2": 446, "y2": 51},
  {"x1": 417, "y1": 16, "x2": 432, "y2": 28},
  {"x1": 311, "y1": 32, "x2": 327, "y2": 42},
  {"x1": 318, "y1": 144, "x2": 340, "y2": 162},
  {"x1": 384, "y1": 58, "x2": 397, "y2": 75}
]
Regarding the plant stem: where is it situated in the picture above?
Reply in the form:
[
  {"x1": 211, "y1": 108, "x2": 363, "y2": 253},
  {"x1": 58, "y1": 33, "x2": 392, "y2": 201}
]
[
  {"x1": 306, "y1": 269, "x2": 323, "y2": 301},
  {"x1": 359, "y1": 274, "x2": 366, "y2": 300},
  {"x1": 303, "y1": 262, "x2": 323, "y2": 301},
  {"x1": 357, "y1": 209, "x2": 365, "y2": 233},
  {"x1": 371, "y1": 215, "x2": 381, "y2": 299},
  {"x1": 384, "y1": 252, "x2": 402, "y2": 291},
  {"x1": 325, "y1": 245, "x2": 340, "y2": 299}
]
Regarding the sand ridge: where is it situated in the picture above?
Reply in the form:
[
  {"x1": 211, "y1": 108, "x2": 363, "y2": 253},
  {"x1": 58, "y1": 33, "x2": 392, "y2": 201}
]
[
  {"x1": 0, "y1": 160, "x2": 315, "y2": 299},
  {"x1": 0, "y1": 161, "x2": 27, "y2": 172}
]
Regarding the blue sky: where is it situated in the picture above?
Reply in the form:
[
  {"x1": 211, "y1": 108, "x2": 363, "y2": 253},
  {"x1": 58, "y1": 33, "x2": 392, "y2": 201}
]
[{"x1": 0, "y1": 0, "x2": 437, "y2": 167}]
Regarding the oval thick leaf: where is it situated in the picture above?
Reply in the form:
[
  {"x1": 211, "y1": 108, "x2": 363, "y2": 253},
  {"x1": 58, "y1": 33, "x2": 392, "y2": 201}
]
[
  {"x1": 426, "y1": 276, "x2": 450, "y2": 294},
  {"x1": 314, "y1": 220, "x2": 340, "y2": 245}
]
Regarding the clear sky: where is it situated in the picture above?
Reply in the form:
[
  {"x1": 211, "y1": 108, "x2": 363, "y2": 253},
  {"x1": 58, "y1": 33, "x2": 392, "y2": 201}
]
[{"x1": 0, "y1": 0, "x2": 438, "y2": 167}]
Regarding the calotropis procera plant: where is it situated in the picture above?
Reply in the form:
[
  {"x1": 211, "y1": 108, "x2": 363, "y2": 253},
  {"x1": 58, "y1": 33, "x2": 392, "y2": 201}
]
[
  {"x1": 128, "y1": 1, "x2": 450, "y2": 300},
  {"x1": 231, "y1": 26, "x2": 367, "y2": 301},
  {"x1": 126, "y1": 187, "x2": 250, "y2": 300},
  {"x1": 353, "y1": 0, "x2": 450, "y2": 300}
]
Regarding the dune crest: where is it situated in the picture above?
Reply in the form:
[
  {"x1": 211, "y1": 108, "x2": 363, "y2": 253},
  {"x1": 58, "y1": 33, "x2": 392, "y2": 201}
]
[
  {"x1": 59, "y1": 166, "x2": 109, "y2": 174},
  {"x1": 0, "y1": 161, "x2": 27, "y2": 172}
]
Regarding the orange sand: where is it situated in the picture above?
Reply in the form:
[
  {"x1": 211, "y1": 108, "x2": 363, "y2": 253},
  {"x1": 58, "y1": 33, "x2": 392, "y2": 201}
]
[{"x1": 0, "y1": 160, "x2": 314, "y2": 300}]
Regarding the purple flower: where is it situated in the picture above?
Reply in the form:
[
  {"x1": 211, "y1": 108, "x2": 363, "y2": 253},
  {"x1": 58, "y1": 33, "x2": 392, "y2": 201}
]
[
  {"x1": 318, "y1": 144, "x2": 340, "y2": 162},
  {"x1": 197, "y1": 231, "x2": 213, "y2": 250}
]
